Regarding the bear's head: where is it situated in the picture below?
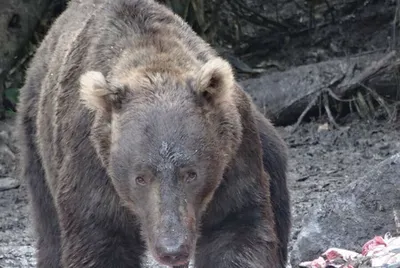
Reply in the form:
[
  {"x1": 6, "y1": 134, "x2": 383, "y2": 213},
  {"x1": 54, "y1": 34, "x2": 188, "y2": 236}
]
[{"x1": 79, "y1": 57, "x2": 243, "y2": 266}]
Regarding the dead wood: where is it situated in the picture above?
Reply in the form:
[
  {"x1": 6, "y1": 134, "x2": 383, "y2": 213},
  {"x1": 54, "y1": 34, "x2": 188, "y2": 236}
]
[{"x1": 240, "y1": 50, "x2": 400, "y2": 126}]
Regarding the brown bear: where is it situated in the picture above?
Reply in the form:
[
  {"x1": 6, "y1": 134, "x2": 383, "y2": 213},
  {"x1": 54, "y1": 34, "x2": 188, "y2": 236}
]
[{"x1": 15, "y1": 0, "x2": 291, "y2": 267}]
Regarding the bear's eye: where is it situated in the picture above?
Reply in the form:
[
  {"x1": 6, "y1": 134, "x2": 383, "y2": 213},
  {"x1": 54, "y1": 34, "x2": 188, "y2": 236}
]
[
  {"x1": 185, "y1": 171, "x2": 197, "y2": 183},
  {"x1": 135, "y1": 176, "x2": 147, "y2": 186}
]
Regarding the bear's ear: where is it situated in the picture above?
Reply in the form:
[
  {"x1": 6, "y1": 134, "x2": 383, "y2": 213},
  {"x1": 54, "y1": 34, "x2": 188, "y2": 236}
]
[
  {"x1": 79, "y1": 71, "x2": 125, "y2": 113},
  {"x1": 195, "y1": 57, "x2": 235, "y2": 103}
]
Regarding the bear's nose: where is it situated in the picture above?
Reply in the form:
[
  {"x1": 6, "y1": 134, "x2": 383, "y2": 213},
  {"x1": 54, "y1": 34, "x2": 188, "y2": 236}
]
[{"x1": 155, "y1": 236, "x2": 190, "y2": 266}]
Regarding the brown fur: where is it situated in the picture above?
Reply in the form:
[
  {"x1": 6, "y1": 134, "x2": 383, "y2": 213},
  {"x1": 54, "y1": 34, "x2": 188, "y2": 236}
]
[{"x1": 15, "y1": 0, "x2": 291, "y2": 267}]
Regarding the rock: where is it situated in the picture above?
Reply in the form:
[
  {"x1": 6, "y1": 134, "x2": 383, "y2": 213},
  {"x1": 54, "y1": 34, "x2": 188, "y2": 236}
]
[
  {"x1": 0, "y1": 246, "x2": 36, "y2": 268},
  {"x1": 0, "y1": 177, "x2": 19, "y2": 191},
  {"x1": 290, "y1": 152, "x2": 400, "y2": 267},
  {"x1": 0, "y1": 119, "x2": 17, "y2": 178}
]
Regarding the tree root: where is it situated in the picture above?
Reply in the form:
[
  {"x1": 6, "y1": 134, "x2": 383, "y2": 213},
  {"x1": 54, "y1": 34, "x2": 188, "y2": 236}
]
[
  {"x1": 290, "y1": 50, "x2": 399, "y2": 132},
  {"x1": 292, "y1": 85, "x2": 397, "y2": 133}
]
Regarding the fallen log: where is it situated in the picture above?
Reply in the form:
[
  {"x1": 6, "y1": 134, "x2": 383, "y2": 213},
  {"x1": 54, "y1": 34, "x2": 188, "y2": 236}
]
[{"x1": 239, "y1": 50, "x2": 399, "y2": 127}]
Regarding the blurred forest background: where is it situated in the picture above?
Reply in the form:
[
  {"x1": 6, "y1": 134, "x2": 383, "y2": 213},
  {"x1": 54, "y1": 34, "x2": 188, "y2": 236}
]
[{"x1": 1, "y1": 0, "x2": 400, "y2": 126}]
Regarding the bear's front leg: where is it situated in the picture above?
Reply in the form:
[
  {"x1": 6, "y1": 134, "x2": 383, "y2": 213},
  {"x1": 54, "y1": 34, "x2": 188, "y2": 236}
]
[
  {"x1": 55, "y1": 174, "x2": 145, "y2": 268},
  {"x1": 194, "y1": 216, "x2": 280, "y2": 268},
  {"x1": 59, "y1": 223, "x2": 145, "y2": 268}
]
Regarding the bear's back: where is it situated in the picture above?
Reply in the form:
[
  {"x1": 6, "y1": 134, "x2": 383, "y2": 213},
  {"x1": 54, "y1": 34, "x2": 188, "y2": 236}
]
[
  {"x1": 24, "y1": 0, "x2": 216, "y2": 117},
  {"x1": 18, "y1": 0, "x2": 218, "y2": 189}
]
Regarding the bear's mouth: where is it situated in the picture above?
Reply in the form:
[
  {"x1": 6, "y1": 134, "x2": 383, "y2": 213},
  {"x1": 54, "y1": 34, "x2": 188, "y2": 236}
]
[{"x1": 154, "y1": 254, "x2": 190, "y2": 267}]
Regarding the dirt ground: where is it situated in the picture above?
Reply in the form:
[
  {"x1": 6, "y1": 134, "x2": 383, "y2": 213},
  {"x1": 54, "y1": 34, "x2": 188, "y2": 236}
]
[{"x1": 0, "y1": 111, "x2": 399, "y2": 267}]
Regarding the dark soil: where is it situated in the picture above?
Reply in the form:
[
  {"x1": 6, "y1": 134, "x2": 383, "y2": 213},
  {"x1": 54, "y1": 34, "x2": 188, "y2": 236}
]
[{"x1": 0, "y1": 112, "x2": 399, "y2": 267}]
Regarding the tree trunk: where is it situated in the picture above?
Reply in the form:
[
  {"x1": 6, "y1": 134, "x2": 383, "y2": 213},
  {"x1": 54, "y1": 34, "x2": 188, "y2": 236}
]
[{"x1": 0, "y1": 0, "x2": 60, "y2": 117}]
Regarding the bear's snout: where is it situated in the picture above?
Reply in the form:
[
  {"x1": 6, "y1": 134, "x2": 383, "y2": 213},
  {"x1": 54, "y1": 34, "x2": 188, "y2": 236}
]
[{"x1": 154, "y1": 234, "x2": 191, "y2": 266}]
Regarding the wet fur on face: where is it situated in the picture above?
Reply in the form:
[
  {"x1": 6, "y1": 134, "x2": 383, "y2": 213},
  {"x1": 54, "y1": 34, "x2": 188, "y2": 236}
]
[{"x1": 79, "y1": 58, "x2": 243, "y2": 265}]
